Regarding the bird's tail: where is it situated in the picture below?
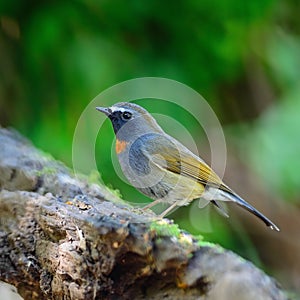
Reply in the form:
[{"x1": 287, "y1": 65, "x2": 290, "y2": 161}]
[{"x1": 223, "y1": 190, "x2": 280, "y2": 231}]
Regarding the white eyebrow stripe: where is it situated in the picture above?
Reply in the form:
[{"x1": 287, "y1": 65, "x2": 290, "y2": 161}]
[{"x1": 110, "y1": 106, "x2": 126, "y2": 113}]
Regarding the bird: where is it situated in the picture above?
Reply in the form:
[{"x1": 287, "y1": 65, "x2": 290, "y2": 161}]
[{"x1": 96, "y1": 102, "x2": 279, "y2": 231}]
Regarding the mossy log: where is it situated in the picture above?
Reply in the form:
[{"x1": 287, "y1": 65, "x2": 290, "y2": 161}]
[{"x1": 0, "y1": 128, "x2": 286, "y2": 300}]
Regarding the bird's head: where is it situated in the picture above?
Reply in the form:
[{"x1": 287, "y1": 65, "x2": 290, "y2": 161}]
[{"x1": 96, "y1": 102, "x2": 163, "y2": 141}]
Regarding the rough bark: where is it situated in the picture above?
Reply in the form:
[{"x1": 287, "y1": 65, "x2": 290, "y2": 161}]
[{"x1": 0, "y1": 128, "x2": 287, "y2": 300}]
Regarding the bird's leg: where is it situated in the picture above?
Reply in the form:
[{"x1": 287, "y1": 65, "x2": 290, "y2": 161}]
[
  {"x1": 142, "y1": 199, "x2": 161, "y2": 210},
  {"x1": 158, "y1": 202, "x2": 179, "y2": 218},
  {"x1": 211, "y1": 200, "x2": 229, "y2": 218}
]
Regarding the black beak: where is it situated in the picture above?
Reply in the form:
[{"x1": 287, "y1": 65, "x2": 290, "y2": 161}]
[{"x1": 96, "y1": 106, "x2": 112, "y2": 116}]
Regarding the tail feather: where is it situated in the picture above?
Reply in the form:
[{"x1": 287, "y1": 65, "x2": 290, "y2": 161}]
[{"x1": 222, "y1": 191, "x2": 280, "y2": 232}]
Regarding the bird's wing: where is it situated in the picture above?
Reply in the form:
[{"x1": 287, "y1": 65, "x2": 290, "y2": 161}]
[
  {"x1": 141, "y1": 133, "x2": 231, "y2": 192},
  {"x1": 140, "y1": 134, "x2": 280, "y2": 231}
]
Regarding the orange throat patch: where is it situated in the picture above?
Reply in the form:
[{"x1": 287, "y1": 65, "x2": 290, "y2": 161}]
[{"x1": 116, "y1": 139, "x2": 128, "y2": 154}]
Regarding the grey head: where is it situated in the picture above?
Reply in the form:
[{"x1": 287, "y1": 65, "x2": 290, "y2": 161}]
[{"x1": 96, "y1": 102, "x2": 163, "y2": 141}]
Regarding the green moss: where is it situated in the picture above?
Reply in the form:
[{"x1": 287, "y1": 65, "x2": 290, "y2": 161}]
[
  {"x1": 106, "y1": 183, "x2": 123, "y2": 199},
  {"x1": 150, "y1": 220, "x2": 181, "y2": 238},
  {"x1": 188, "y1": 234, "x2": 221, "y2": 249},
  {"x1": 35, "y1": 166, "x2": 57, "y2": 176},
  {"x1": 193, "y1": 234, "x2": 204, "y2": 244},
  {"x1": 197, "y1": 241, "x2": 217, "y2": 248},
  {"x1": 195, "y1": 236, "x2": 214, "y2": 247},
  {"x1": 150, "y1": 220, "x2": 220, "y2": 249}
]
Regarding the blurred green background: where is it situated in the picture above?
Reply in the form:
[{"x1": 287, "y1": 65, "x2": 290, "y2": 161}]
[{"x1": 1, "y1": 0, "x2": 299, "y2": 296}]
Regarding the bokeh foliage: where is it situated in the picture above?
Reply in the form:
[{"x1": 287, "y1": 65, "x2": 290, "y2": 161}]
[{"x1": 1, "y1": 0, "x2": 300, "y2": 294}]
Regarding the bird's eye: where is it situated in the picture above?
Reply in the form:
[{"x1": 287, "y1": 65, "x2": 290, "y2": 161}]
[{"x1": 122, "y1": 111, "x2": 132, "y2": 120}]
